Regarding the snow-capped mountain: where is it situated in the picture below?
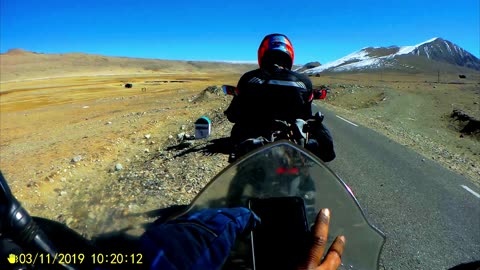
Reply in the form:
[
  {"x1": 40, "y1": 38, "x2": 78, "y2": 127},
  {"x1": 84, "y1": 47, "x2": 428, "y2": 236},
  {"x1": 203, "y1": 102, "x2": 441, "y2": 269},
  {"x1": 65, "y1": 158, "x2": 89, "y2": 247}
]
[{"x1": 303, "y1": 38, "x2": 480, "y2": 73}]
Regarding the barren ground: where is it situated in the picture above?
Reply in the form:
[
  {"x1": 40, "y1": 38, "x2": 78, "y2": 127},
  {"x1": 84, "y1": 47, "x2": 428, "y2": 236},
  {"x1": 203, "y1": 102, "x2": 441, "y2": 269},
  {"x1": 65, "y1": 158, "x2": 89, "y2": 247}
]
[
  {"x1": 311, "y1": 72, "x2": 480, "y2": 187},
  {"x1": 0, "y1": 70, "x2": 479, "y2": 237}
]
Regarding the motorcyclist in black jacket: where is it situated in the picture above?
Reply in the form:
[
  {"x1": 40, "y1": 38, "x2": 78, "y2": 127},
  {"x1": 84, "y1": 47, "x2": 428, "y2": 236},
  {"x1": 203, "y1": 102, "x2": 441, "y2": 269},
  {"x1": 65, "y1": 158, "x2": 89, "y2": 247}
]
[{"x1": 224, "y1": 33, "x2": 336, "y2": 162}]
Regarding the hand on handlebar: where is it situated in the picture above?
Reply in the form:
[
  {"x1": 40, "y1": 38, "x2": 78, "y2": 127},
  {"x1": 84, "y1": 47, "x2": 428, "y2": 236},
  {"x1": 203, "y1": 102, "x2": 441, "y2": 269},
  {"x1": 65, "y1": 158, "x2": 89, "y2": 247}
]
[
  {"x1": 297, "y1": 208, "x2": 346, "y2": 270},
  {"x1": 310, "y1": 112, "x2": 324, "y2": 123}
]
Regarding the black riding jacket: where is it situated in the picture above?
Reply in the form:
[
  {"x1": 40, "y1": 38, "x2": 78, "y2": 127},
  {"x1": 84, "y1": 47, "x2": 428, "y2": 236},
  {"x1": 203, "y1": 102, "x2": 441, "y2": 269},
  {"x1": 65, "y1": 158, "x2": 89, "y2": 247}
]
[
  {"x1": 225, "y1": 67, "x2": 313, "y2": 124},
  {"x1": 224, "y1": 66, "x2": 336, "y2": 162}
]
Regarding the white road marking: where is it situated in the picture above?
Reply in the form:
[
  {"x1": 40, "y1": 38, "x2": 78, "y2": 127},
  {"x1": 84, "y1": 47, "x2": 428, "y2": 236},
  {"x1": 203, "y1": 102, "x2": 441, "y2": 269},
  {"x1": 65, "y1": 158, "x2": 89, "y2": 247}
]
[
  {"x1": 336, "y1": 115, "x2": 358, "y2": 127},
  {"x1": 461, "y1": 185, "x2": 480, "y2": 199}
]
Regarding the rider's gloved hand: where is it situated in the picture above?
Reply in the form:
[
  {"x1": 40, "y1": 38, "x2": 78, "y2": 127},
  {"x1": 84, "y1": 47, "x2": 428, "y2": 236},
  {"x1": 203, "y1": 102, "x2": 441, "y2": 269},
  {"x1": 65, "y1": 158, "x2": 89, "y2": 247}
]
[
  {"x1": 305, "y1": 112, "x2": 324, "y2": 132},
  {"x1": 305, "y1": 111, "x2": 335, "y2": 162},
  {"x1": 312, "y1": 111, "x2": 324, "y2": 123},
  {"x1": 297, "y1": 208, "x2": 346, "y2": 270},
  {"x1": 139, "y1": 207, "x2": 259, "y2": 270}
]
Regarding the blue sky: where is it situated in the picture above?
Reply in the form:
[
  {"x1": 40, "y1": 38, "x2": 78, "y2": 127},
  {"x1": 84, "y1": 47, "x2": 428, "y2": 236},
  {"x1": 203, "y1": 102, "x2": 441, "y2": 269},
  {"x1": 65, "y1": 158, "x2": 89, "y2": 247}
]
[{"x1": 1, "y1": 0, "x2": 479, "y2": 64}]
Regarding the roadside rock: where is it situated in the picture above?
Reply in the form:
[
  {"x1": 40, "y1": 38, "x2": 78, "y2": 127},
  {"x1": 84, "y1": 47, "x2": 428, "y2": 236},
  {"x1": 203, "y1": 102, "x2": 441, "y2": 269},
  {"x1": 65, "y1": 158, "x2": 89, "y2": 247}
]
[
  {"x1": 450, "y1": 109, "x2": 480, "y2": 134},
  {"x1": 177, "y1": 141, "x2": 194, "y2": 149},
  {"x1": 177, "y1": 132, "x2": 186, "y2": 140},
  {"x1": 451, "y1": 109, "x2": 473, "y2": 121},
  {"x1": 204, "y1": 85, "x2": 221, "y2": 95},
  {"x1": 461, "y1": 120, "x2": 480, "y2": 134},
  {"x1": 115, "y1": 163, "x2": 123, "y2": 171},
  {"x1": 71, "y1": 155, "x2": 82, "y2": 163},
  {"x1": 184, "y1": 134, "x2": 195, "y2": 140}
]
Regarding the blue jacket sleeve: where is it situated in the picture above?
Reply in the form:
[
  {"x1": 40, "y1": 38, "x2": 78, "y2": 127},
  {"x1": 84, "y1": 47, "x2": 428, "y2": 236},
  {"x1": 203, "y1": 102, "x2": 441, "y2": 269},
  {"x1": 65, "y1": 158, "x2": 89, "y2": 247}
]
[{"x1": 138, "y1": 207, "x2": 259, "y2": 270}]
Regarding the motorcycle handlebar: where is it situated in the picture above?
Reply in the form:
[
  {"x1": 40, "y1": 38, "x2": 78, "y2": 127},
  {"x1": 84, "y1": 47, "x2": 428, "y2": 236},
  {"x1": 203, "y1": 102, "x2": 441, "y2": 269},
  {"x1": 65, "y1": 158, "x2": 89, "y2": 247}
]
[{"x1": 0, "y1": 171, "x2": 76, "y2": 270}]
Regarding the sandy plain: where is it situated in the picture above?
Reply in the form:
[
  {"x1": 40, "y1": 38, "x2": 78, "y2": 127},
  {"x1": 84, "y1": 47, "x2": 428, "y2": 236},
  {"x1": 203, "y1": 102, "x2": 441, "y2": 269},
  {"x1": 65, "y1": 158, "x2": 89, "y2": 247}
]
[{"x1": 0, "y1": 62, "x2": 479, "y2": 236}]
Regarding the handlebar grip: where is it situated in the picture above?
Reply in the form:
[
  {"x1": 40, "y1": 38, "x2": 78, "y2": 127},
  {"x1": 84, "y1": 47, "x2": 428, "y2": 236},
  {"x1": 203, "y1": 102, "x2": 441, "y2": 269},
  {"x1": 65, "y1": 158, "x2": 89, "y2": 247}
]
[
  {"x1": 313, "y1": 111, "x2": 324, "y2": 122},
  {"x1": 13, "y1": 215, "x2": 59, "y2": 257},
  {"x1": 4, "y1": 187, "x2": 61, "y2": 260},
  {"x1": 0, "y1": 170, "x2": 76, "y2": 269}
]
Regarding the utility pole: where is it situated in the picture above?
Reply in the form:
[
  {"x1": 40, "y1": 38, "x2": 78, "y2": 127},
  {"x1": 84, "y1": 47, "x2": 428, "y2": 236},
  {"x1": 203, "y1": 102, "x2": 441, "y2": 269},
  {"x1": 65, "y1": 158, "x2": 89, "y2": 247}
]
[{"x1": 437, "y1": 70, "x2": 440, "y2": 83}]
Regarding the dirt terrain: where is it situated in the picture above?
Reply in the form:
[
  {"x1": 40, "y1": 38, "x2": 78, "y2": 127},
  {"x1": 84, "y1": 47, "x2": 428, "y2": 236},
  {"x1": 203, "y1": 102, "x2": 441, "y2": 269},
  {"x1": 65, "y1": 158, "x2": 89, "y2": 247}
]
[
  {"x1": 0, "y1": 73, "x2": 240, "y2": 236},
  {"x1": 0, "y1": 65, "x2": 479, "y2": 238},
  {"x1": 311, "y1": 71, "x2": 480, "y2": 186}
]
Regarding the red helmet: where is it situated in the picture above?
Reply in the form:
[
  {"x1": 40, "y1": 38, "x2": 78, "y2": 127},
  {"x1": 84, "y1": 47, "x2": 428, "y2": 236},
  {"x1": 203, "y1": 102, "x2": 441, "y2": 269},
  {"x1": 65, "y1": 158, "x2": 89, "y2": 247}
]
[{"x1": 258, "y1": 33, "x2": 295, "y2": 70}]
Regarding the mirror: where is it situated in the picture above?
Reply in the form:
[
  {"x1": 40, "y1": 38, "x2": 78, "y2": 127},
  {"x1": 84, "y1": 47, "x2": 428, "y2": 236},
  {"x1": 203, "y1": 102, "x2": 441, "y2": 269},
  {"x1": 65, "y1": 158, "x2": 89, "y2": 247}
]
[
  {"x1": 222, "y1": 85, "x2": 238, "y2": 96},
  {"x1": 313, "y1": 89, "x2": 327, "y2": 100}
]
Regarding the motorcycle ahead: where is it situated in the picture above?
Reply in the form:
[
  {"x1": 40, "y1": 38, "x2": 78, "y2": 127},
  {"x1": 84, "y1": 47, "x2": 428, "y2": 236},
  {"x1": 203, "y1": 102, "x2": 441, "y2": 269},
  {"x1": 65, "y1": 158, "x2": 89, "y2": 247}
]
[{"x1": 222, "y1": 84, "x2": 330, "y2": 163}]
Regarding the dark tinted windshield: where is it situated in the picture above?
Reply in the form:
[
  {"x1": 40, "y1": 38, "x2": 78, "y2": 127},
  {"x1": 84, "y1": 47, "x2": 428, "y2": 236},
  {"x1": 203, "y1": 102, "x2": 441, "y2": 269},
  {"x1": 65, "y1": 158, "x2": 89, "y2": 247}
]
[{"x1": 176, "y1": 141, "x2": 385, "y2": 270}]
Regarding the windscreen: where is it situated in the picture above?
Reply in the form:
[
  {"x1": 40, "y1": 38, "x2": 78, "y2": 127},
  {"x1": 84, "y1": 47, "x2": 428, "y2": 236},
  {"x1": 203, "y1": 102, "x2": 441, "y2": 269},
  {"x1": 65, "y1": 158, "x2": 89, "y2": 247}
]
[{"x1": 176, "y1": 141, "x2": 385, "y2": 270}]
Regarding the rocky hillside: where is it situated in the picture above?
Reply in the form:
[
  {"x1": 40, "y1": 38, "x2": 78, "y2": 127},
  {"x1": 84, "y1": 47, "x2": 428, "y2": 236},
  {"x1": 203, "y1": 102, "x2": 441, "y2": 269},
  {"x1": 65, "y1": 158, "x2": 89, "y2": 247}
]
[
  {"x1": 302, "y1": 38, "x2": 480, "y2": 73},
  {"x1": 294, "y1": 61, "x2": 321, "y2": 72},
  {"x1": 396, "y1": 38, "x2": 480, "y2": 70}
]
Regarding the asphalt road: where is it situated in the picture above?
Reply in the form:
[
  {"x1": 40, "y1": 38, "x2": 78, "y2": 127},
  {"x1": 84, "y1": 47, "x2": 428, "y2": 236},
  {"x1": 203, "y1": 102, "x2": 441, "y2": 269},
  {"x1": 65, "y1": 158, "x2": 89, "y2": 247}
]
[{"x1": 313, "y1": 103, "x2": 480, "y2": 270}]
